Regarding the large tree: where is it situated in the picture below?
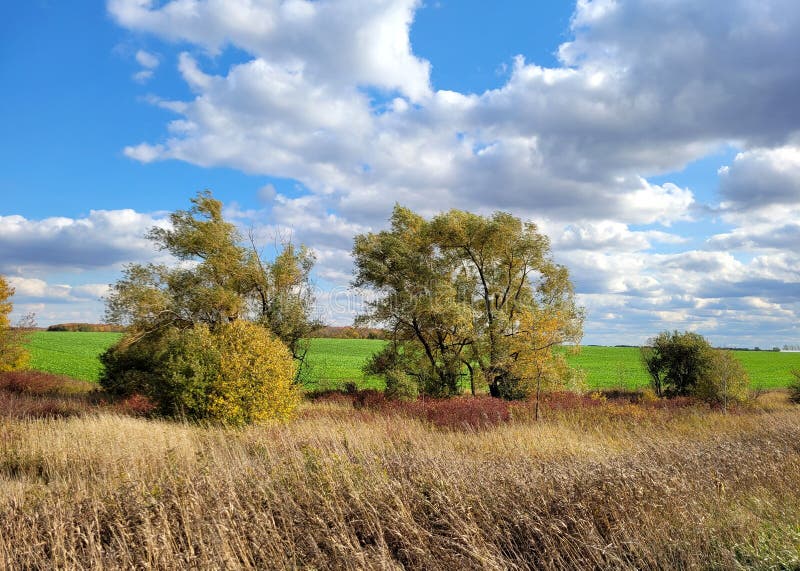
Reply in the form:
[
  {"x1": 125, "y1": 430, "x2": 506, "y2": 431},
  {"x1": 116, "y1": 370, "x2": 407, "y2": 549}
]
[
  {"x1": 104, "y1": 191, "x2": 318, "y2": 364},
  {"x1": 101, "y1": 192, "x2": 317, "y2": 422},
  {"x1": 354, "y1": 205, "x2": 583, "y2": 399},
  {"x1": 355, "y1": 207, "x2": 475, "y2": 396}
]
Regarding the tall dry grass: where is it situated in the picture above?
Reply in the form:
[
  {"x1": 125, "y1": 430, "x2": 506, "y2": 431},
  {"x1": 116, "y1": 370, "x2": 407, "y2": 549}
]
[{"x1": 1, "y1": 395, "x2": 799, "y2": 569}]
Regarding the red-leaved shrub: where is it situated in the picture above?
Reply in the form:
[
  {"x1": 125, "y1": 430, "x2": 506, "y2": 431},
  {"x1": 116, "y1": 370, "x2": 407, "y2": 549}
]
[
  {"x1": 0, "y1": 370, "x2": 71, "y2": 395},
  {"x1": 0, "y1": 392, "x2": 89, "y2": 419},
  {"x1": 0, "y1": 371, "x2": 156, "y2": 419},
  {"x1": 111, "y1": 394, "x2": 157, "y2": 417}
]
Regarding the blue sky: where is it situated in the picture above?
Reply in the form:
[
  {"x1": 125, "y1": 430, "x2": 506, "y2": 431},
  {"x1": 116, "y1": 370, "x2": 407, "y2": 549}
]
[{"x1": 1, "y1": 0, "x2": 799, "y2": 348}]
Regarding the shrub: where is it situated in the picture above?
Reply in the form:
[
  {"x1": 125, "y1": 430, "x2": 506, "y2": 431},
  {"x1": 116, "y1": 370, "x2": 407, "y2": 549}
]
[
  {"x1": 789, "y1": 370, "x2": 800, "y2": 404},
  {"x1": 0, "y1": 370, "x2": 93, "y2": 396},
  {"x1": 101, "y1": 321, "x2": 299, "y2": 424},
  {"x1": 642, "y1": 331, "x2": 751, "y2": 405},
  {"x1": 403, "y1": 396, "x2": 510, "y2": 430},
  {"x1": 384, "y1": 369, "x2": 419, "y2": 400},
  {"x1": 353, "y1": 392, "x2": 510, "y2": 430},
  {"x1": 694, "y1": 350, "x2": 750, "y2": 406}
]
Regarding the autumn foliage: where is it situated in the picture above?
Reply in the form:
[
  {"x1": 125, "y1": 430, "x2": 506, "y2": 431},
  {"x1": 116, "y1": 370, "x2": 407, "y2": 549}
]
[
  {"x1": 0, "y1": 275, "x2": 30, "y2": 372},
  {"x1": 101, "y1": 192, "x2": 311, "y2": 424},
  {"x1": 102, "y1": 321, "x2": 298, "y2": 425}
]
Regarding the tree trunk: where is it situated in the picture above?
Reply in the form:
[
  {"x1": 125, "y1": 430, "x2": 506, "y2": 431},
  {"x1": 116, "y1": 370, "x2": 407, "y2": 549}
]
[{"x1": 465, "y1": 361, "x2": 476, "y2": 396}]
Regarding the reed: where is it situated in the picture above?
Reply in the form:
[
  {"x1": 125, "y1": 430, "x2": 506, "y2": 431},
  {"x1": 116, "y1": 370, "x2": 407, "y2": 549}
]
[{"x1": 1, "y1": 390, "x2": 799, "y2": 569}]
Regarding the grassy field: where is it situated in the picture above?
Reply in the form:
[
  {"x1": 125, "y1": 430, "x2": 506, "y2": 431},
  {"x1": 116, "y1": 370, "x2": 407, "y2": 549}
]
[
  {"x1": 302, "y1": 337, "x2": 386, "y2": 390},
  {"x1": 570, "y1": 346, "x2": 800, "y2": 390},
  {"x1": 28, "y1": 331, "x2": 122, "y2": 381},
  {"x1": 26, "y1": 332, "x2": 800, "y2": 389},
  {"x1": 2, "y1": 384, "x2": 799, "y2": 568}
]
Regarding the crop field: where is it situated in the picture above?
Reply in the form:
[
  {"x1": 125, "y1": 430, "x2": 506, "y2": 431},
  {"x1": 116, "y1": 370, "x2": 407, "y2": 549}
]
[
  {"x1": 28, "y1": 331, "x2": 122, "y2": 381},
  {"x1": 569, "y1": 346, "x2": 800, "y2": 390},
  {"x1": 26, "y1": 332, "x2": 800, "y2": 389},
  {"x1": 302, "y1": 337, "x2": 386, "y2": 390}
]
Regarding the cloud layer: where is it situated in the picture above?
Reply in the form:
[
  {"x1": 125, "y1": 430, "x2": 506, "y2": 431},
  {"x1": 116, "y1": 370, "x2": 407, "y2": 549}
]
[{"x1": 5, "y1": 0, "x2": 800, "y2": 346}]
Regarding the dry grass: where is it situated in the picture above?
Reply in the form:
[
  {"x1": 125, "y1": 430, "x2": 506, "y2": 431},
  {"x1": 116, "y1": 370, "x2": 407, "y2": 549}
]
[{"x1": 1, "y1": 390, "x2": 799, "y2": 569}]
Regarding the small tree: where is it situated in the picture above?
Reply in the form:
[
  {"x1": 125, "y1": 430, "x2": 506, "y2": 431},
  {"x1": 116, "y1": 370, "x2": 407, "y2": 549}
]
[
  {"x1": 694, "y1": 349, "x2": 749, "y2": 411},
  {"x1": 0, "y1": 276, "x2": 30, "y2": 372},
  {"x1": 500, "y1": 308, "x2": 584, "y2": 418},
  {"x1": 640, "y1": 331, "x2": 714, "y2": 397}
]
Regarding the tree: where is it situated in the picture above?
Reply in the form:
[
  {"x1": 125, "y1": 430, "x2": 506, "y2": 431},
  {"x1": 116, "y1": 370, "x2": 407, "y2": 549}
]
[
  {"x1": 0, "y1": 276, "x2": 30, "y2": 372},
  {"x1": 354, "y1": 207, "x2": 475, "y2": 397},
  {"x1": 104, "y1": 191, "x2": 319, "y2": 364},
  {"x1": 694, "y1": 349, "x2": 749, "y2": 412},
  {"x1": 353, "y1": 205, "x2": 583, "y2": 400},
  {"x1": 641, "y1": 331, "x2": 750, "y2": 406},
  {"x1": 101, "y1": 191, "x2": 316, "y2": 422},
  {"x1": 429, "y1": 209, "x2": 583, "y2": 398},
  {"x1": 640, "y1": 331, "x2": 714, "y2": 397},
  {"x1": 503, "y1": 308, "x2": 585, "y2": 418}
]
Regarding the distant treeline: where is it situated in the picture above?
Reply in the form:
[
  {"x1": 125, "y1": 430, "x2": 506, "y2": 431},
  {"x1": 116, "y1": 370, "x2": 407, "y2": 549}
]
[
  {"x1": 313, "y1": 326, "x2": 388, "y2": 340},
  {"x1": 47, "y1": 323, "x2": 126, "y2": 333}
]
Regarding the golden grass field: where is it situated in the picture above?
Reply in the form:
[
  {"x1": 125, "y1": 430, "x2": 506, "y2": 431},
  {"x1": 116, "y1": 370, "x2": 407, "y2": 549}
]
[{"x1": 2, "y1": 383, "x2": 799, "y2": 569}]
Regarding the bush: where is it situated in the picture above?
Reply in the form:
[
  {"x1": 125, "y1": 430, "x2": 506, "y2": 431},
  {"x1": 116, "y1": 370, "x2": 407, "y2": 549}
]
[
  {"x1": 694, "y1": 350, "x2": 749, "y2": 406},
  {"x1": 789, "y1": 370, "x2": 800, "y2": 404},
  {"x1": 101, "y1": 321, "x2": 299, "y2": 424},
  {"x1": 641, "y1": 331, "x2": 751, "y2": 405},
  {"x1": 384, "y1": 369, "x2": 419, "y2": 400},
  {"x1": 0, "y1": 370, "x2": 93, "y2": 396}
]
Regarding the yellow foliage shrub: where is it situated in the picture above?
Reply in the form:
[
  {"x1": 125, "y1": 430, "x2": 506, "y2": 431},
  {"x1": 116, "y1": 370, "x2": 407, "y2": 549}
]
[
  {"x1": 207, "y1": 321, "x2": 299, "y2": 424},
  {"x1": 101, "y1": 321, "x2": 299, "y2": 425}
]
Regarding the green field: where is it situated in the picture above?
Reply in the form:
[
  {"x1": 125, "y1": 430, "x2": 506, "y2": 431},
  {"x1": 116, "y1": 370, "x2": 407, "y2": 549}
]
[
  {"x1": 568, "y1": 346, "x2": 800, "y2": 390},
  {"x1": 302, "y1": 338, "x2": 386, "y2": 390},
  {"x1": 28, "y1": 331, "x2": 122, "y2": 381},
  {"x1": 25, "y1": 332, "x2": 800, "y2": 389}
]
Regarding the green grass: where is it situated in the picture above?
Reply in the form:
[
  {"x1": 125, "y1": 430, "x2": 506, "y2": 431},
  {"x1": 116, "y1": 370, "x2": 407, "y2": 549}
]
[
  {"x1": 565, "y1": 346, "x2": 649, "y2": 389},
  {"x1": 567, "y1": 346, "x2": 800, "y2": 390},
  {"x1": 730, "y1": 350, "x2": 800, "y2": 390},
  {"x1": 24, "y1": 332, "x2": 800, "y2": 390},
  {"x1": 302, "y1": 337, "x2": 386, "y2": 390},
  {"x1": 28, "y1": 331, "x2": 122, "y2": 382}
]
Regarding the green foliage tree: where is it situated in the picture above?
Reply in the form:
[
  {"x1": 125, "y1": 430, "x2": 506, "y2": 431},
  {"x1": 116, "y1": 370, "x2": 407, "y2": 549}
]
[
  {"x1": 640, "y1": 331, "x2": 714, "y2": 397},
  {"x1": 0, "y1": 276, "x2": 30, "y2": 372},
  {"x1": 353, "y1": 205, "x2": 583, "y2": 400},
  {"x1": 641, "y1": 331, "x2": 750, "y2": 407},
  {"x1": 101, "y1": 191, "x2": 316, "y2": 422}
]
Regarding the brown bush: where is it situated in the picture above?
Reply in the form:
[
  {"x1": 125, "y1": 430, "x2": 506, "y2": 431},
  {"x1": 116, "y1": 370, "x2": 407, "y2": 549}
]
[
  {"x1": 0, "y1": 370, "x2": 94, "y2": 396},
  {"x1": 0, "y1": 371, "x2": 155, "y2": 420}
]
